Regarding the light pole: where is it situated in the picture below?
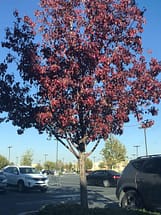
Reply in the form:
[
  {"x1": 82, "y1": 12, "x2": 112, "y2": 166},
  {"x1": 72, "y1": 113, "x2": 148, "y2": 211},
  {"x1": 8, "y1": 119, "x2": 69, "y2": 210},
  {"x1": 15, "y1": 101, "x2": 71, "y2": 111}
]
[
  {"x1": 16, "y1": 156, "x2": 19, "y2": 165},
  {"x1": 93, "y1": 156, "x2": 96, "y2": 170},
  {"x1": 8, "y1": 146, "x2": 12, "y2": 163},
  {"x1": 56, "y1": 139, "x2": 58, "y2": 170},
  {"x1": 133, "y1": 145, "x2": 140, "y2": 158},
  {"x1": 44, "y1": 153, "x2": 48, "y2": 163},
  {"x1": 139, "y1": 126, "x2": 148, "y2": 156},
  {"x1": 143, "y1": 128, "x2": 148, "y2": 156},
  {"x1": 139, "y1": 120, "x2": 154, "y2": 156}
]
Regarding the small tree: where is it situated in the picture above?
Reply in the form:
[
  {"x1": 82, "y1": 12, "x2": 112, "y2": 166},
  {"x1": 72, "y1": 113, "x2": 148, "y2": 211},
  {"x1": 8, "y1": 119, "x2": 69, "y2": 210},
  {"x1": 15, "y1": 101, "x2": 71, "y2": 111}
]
[
  {"x1": 98, "y1": 161, "x2": 105, "y2": 169},
  {"x1": 101, "y1": 136, "x2": 126, "y2": 169},
  {"x1": 35, "y1": 163, "x2": 43, "y2": 171},
  {"x1": 44, "y1": 161, "x2": 56, "y2": 170},
  {"x1": 85, "y1": 158, "x2": 93, "y2": 170},
  {"x1": 20, "y1": 150, "x2": 33, "y2": 166},
  {"x1": 0, "y1": 155, "x2": 9, "y2": 169}
]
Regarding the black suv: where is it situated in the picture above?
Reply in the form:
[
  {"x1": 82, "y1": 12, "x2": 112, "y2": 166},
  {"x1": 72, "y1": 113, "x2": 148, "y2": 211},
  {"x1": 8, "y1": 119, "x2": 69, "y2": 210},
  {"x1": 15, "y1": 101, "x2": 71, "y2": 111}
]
[{"x1": 116, "y1": 154, "x2": 161, "y2": 211}]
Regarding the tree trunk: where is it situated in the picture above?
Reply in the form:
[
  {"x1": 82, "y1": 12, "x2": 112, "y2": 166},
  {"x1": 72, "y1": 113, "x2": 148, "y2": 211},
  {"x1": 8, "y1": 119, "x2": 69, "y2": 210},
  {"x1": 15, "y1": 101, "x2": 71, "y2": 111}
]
[{"x1": 79, "y1": 152, "x2": 88, "y2": 208}]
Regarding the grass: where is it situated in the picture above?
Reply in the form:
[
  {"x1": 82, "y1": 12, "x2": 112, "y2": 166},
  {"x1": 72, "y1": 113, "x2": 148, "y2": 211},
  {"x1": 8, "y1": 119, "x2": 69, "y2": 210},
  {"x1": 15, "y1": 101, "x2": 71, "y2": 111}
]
[{"x1": 35, "y1": 203, "x2": 161, "y2": 215}]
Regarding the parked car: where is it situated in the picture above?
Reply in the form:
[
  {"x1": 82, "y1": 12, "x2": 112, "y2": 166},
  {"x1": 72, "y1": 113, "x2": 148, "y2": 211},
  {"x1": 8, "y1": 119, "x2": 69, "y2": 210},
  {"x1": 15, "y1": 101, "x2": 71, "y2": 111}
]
[
  {"x1": 116, "y1": 154, "x2": 161, "y2": 212},
  {"x1": 87, "y1": 170, "x2": 120, "y2": 187},
  {"x1": 41, "y1": 169, "x2": 55, "y2": 175},
  {"x1": 0, "y1": 171, "x2": 7, "y2": 193},
  {"x1": 3, "y1": 165, "x2": 48, "y2": 192}
]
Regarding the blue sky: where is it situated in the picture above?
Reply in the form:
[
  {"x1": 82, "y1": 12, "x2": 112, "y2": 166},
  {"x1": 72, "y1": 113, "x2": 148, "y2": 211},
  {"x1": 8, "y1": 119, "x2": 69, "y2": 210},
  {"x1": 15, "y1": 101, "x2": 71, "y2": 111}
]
[{"x1": 0, "y1": 0, "x2": 161, "y2": 165}]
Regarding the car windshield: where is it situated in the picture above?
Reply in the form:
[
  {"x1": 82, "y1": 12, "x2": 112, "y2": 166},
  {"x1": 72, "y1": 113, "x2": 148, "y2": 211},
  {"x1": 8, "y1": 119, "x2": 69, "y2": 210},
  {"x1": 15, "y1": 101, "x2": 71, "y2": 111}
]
[{"x1": 19, "y1": 167, "x2": 39, "y2": 174}]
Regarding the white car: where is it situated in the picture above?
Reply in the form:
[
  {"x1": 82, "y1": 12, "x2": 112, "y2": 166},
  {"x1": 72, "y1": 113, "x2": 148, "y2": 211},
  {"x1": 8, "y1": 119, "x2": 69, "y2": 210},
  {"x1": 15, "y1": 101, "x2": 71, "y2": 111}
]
[
  {"x1": 3, "y1": 165, "x2": 48, "y2": 192},
  {"x1": 0, "y1": 171, "x2": 7, "y2": 193}
]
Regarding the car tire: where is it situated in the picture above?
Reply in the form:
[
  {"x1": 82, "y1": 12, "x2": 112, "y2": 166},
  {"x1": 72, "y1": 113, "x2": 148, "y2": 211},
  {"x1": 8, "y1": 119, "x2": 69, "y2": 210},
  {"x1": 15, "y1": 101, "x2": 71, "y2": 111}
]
[
  {"x1": 103, "y1": 180, "x2": 110, "y2": 187},
  {"x1": 40, "y1": 187, "x2": 47, "y2": 192},
  {"x1": 17, "y1": 181, "x2": 25, "y2": 192},
  {"x1": 120, "y1": 190, "x2": 143, "y2": 210}
]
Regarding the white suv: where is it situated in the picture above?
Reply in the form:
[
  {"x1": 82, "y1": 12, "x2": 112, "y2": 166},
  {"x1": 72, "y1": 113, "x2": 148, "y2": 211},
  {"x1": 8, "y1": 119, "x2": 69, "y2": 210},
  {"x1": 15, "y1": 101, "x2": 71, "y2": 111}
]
[{"x1": 3, "y1": 165, "x2": 48, "y2": 192}]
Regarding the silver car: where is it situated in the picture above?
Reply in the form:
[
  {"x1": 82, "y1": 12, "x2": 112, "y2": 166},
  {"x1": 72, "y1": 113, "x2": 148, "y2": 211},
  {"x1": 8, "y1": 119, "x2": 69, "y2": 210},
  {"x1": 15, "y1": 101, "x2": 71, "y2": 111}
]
[{"x1": 0, "y1": 171, "x2": 7, "y2": 193}]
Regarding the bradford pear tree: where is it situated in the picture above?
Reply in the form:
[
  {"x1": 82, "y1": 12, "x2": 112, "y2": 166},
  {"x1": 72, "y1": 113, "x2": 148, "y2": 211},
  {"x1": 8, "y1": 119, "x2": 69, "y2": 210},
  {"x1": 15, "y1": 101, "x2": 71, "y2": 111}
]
[{"x1": 1, "y1": 0, "x2": 161, "y2": 207}]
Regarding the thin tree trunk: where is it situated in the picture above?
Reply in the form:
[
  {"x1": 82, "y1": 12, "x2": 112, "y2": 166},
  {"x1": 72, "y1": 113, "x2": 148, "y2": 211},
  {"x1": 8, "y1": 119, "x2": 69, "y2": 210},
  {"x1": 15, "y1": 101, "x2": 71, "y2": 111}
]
[{"x1": 79, "y1": 152, "x2": 88, "y2": 208}]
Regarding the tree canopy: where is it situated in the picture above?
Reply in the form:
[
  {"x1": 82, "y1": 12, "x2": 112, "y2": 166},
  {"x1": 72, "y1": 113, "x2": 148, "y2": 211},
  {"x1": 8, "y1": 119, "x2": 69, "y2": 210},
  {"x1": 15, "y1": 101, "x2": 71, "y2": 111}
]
[
  {"x1": 20, "y1": 150, "x2": 33, "y2": 166},
  {"x1": 0, "y1": 155, "x2": 9, "y2": 169},
  {"x1": 101, "y1": 135, "x2": 126, "y2": 169},
  {"x1": 1, "y1": 0, "x2": 161, "y2": 155}
]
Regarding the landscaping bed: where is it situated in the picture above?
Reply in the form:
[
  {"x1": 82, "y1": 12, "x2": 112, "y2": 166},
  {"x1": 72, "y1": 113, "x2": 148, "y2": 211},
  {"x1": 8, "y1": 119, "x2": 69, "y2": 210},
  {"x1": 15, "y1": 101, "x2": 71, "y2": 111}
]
[{"x1": 35, "y1": 204, "x2": 160, "y2": 215}]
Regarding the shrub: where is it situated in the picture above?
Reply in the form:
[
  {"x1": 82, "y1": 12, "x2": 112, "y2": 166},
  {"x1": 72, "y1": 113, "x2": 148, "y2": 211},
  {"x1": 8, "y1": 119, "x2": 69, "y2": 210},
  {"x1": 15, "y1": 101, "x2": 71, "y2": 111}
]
[{"x1": 37, "y1": 204, "x2": 160, "y2": 215}]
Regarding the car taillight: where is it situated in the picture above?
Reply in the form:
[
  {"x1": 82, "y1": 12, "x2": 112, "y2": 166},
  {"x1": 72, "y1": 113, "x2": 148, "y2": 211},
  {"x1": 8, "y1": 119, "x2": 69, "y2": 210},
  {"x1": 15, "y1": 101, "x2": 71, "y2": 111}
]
[{"x1": 113, "y1": 175, "x2": 120, "y2": 179}]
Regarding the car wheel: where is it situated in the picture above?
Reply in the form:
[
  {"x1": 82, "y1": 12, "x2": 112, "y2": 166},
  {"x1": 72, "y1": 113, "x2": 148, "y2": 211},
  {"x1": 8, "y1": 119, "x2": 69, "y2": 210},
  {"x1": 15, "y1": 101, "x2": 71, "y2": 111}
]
[
  {"x1": 120, "y1": 190, "x2": 143, "y2": 210},
  {"x1": 103, "y1": 180, "x2": 110, "y2": 187},
  {"x1": 40, "y1": 187, "x2": 47, "y2": 192},
  {"x1": 17, "y1": 181, "x2": 25, "y2": 192}
]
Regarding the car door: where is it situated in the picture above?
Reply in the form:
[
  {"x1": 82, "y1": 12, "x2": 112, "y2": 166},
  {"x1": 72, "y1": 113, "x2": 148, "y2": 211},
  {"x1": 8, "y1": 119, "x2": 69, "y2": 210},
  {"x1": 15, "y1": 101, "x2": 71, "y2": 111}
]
[
  {"x1": 136, "y1": 158, "x2": 161, "y2": 209},
  {"x1": 4, "y1": 167, "x2": 19, "y2": 185}
]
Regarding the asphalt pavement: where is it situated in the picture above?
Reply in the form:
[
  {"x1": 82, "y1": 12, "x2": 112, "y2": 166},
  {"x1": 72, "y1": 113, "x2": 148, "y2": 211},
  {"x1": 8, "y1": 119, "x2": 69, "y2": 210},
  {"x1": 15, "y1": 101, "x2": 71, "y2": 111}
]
[{"x1": 0, "y1": 174, "x2": 119, "y2": 215}]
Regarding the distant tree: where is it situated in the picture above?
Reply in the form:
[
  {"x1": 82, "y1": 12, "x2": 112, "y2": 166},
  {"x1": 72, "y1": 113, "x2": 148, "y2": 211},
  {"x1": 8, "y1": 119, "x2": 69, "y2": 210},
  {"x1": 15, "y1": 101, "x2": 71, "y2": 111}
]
[
  {"x1": 56, "y1": 160, "x2": 64, "y2": 171},
  {"x1": 98, "y1": 161, "x2": 105, "y2": 169},
  {"x1": 20, "y1": 150, "x2": 33, "y2": 166},
  {"x1": 44, "y1": 161, "x2": 55, "y2": 170},
  {"x1": 35, "y1": 163, "x2": 43, "y2": 171},
  {"x1": 1, "y1": 0, "x2": 161, "y2": 208},
  {"x1": 64, "y1": 162, "x2": 73, "y2": 172},
  {"x1": 0, "y1": 155, "x2": 9, "y2": 169},
  {"x1": 101, "y1": 136, "x2": 126, "y2": 169},
  {"x1": 85, "y1": 158, "x2": 93, "y2": 170}
]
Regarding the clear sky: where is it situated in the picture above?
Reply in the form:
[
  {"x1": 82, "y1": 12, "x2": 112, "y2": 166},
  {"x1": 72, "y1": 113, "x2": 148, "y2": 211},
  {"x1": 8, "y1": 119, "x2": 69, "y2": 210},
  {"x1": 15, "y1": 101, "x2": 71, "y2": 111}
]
[{"x1": 0, "y1": 0, "x2": 161, "y2": 165}]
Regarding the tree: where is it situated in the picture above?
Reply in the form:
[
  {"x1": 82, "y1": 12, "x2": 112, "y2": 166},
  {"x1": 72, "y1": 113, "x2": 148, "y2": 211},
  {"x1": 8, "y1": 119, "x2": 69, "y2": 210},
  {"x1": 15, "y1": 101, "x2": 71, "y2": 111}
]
[
  {"x1": 1, "y1": 0, "x2": 161, "y2": 208},
  {"x1": 101, "y1": 136, "x2": 126, "y2": 169},
  {"x1": 85, "y1": 158, "x2": 93, "y2": 170},
  {"x1": 44, "y1": 161, "x2": 56, "y2": 170},
  {"x1": 20, "y1": 150, "x2": 33, "y2": 166},
  {"x1": 35, "y1": 162, "x2": 43, "y2": 171},
  {"x1": 0, "y1": 155, "x2": 9, "y2": 169}
]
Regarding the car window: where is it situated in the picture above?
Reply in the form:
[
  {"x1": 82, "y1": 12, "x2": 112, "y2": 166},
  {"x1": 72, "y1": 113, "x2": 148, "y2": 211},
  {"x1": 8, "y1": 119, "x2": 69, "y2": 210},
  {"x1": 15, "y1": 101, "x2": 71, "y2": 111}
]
[
  {"x1": 142, "y1": 158, "x2": 161, "y2": 174},
  {"x1": 90, "y1": 171, "x2": 103, "y2": 176},
  {"x1": 19, "y1": 167, "x2": 39, "y2": 174},
  {"x1": 3, "y1": 167, "x2": 18, "y2": 174},
  {"x1": 3, "y1": 167, "x2": 12, "y2": 173},
  {"x1": 131, "y1": 159, "x2": 146, "y2": 171},
  {"x1": 97, "y1": 171, "x2": 105, "y2": 176},
  {"x1": 108, "y1": 170, "x2": 120, "y2": 175},
  {"x1": 12, "y1": 167, "x2": 19, "y2": 174}
]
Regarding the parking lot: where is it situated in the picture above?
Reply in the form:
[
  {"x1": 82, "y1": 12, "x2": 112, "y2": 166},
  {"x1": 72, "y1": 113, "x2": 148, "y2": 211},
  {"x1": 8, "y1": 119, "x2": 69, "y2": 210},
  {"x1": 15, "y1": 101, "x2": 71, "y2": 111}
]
[{"x1": 0, "y1": 174, "x2": 118, "y2": 215}]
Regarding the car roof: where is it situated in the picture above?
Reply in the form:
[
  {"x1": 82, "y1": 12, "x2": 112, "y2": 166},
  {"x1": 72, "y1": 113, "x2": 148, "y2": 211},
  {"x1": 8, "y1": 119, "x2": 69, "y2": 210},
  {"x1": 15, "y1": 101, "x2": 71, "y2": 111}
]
[{"x1": 4, "y1": 165, "x2": 34, "y2": 168}]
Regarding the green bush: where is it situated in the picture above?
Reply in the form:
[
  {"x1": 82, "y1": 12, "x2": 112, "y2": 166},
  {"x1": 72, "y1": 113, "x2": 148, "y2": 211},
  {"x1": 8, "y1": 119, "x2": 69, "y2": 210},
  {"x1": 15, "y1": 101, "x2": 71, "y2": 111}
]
[{"x1": 37, "y1": 204, "x2": 160, "y2": 215}]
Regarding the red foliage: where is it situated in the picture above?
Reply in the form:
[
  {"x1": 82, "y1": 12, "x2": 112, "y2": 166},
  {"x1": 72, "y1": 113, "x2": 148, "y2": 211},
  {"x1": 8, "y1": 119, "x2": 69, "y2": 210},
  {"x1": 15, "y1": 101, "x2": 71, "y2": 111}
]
[
  {"x1": 30, "y1": 0, "x2": 161, "y2": 143},
  {"x1": 2, "y1": 0, "x2": 161, "y2": 150}
]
